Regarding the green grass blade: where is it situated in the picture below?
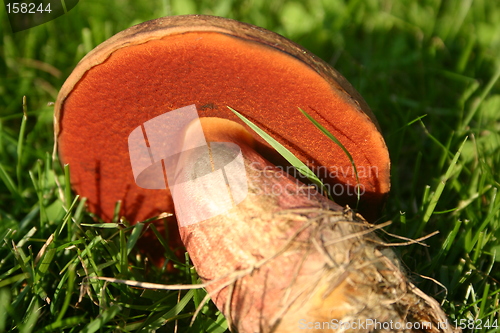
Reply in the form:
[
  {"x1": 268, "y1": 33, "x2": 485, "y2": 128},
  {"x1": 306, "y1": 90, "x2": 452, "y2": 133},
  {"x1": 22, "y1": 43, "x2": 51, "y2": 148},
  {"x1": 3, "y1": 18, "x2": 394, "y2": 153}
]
[
  {"x1": 63, "y1": 164, "x2": 72, "y2": 211},
  {"x1": 120, "y1": 229, "x2": 127, "y2": 274},
  {"x1": 112, "y1": 200, "x2": 122, "y2": 224},
  {"x1": 228, "y1": 106, "x2": 328, "y2": 195},
  {"x1": 79, "y1": 304, "x2": 122, "y2": 333},
  {"x1": 149, "y1": 223, "x2": 182, "y2": 267},
  {"x1": 0, "y1": 288, "x2": 11, "y2": 332},
  {"x1": 39, "y1": 316, "x2": 87, "y2": 332},
  {"x1": 35, "y1": 247, "x2": 56, "y2": 281},
  {"x1": 55, "y1": 264, "x2": 76, "y2": 323},
  {"x1": 205, "y1": 312, "x2": 229, "y2": 333},
  {"x1": 16, "y1": 96, "x2": 28, "y2": 191},
  {"x1": 126, "y1": 222, "x2": 144, "y2": 256},
  {"x1": 388, "y1": 114, "x2": 427, "y2": 137},
  {"x1": 81, "y1": 223, "x2": 121, "y2": 229},
  {"x1": 20, "y1": 299, "x2": 39, "y2": 333},
  {"x1": 0, "y1": 162, "x2": 19, "y2": 197},
  {"x1": 138, "y1": 290, "x2": 195, "y2": 331},
  {"x1": 418, "y1": 137, "x2": 468, "y2": 236},
  {"x1": 461, "y1": 64, "x2": 500, "y2": 131},
  {"x1": 0, "y1": 273, "x2": 30, "y2": 288},
  {"x1": 299, "y1": 107, "x2": 361, "y2": 204}
]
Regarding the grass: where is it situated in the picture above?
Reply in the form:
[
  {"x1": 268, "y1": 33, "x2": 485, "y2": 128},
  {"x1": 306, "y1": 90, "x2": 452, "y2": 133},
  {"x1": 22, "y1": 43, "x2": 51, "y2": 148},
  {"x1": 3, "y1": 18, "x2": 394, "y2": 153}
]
[{"x1": 1, "y1": 0, "x2": 499, "y2": 331}]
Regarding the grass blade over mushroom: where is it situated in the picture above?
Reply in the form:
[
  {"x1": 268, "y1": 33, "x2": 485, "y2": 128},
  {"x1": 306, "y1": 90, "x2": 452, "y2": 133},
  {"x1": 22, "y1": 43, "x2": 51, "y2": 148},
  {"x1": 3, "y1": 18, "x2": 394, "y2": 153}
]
[
  {"x1": 228, "y1": 106, "x2": 329, "y2": 197},
  {"x1": 298, "y1": 107, "x2": 361, "y2": 205},
  {"x1": 229, "y1": 106, "x2": 362, "y2": 205}
]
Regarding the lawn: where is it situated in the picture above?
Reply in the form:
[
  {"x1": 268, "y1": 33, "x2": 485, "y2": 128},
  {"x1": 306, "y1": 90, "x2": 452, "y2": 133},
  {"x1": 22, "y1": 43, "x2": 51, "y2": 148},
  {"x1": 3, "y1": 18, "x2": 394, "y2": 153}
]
[{"x1": 1, "y1": 0, "x2": 499, "y2": 332}]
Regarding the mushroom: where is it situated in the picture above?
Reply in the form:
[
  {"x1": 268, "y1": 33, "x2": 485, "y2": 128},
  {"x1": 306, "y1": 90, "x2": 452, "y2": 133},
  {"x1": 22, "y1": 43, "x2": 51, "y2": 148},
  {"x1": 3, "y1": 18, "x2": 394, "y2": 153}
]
[
  {"x1": 55, "y1": 15, "x2": 458, "y2": 332},
  {"x1": 55, "y1": 15, "x2": 390, "y2": 262}
]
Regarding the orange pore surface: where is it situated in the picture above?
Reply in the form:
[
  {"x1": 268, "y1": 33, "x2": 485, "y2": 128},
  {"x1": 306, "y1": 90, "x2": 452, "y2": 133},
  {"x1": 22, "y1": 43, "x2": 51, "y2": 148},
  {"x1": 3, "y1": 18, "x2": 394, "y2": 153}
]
[{"x1": 59, "y1": 31, "x2": 389, "y2": 234}]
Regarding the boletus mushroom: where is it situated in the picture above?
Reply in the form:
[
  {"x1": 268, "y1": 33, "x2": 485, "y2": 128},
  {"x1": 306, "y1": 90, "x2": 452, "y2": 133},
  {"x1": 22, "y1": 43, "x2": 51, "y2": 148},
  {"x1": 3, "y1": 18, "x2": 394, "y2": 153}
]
[
  {"x1": 55, "y1": 15, "x2": 458, "y2": 332},
  {"x1": 55, "y1": 14, "x2": 389, "y2": 261}
]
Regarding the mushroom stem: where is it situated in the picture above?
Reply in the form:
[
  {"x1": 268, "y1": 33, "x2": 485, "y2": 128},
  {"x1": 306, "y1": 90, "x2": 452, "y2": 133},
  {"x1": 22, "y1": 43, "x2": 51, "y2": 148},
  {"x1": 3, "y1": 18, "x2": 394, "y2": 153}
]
[{"x1": 176, "y1": 118, "x2": 459, "y2": 333}]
